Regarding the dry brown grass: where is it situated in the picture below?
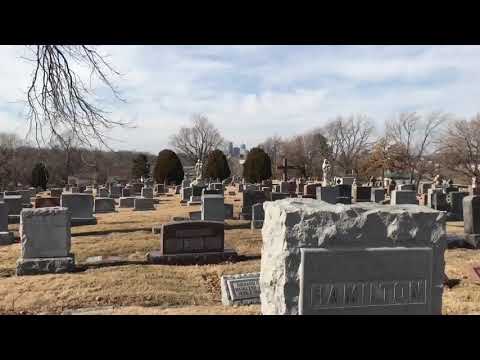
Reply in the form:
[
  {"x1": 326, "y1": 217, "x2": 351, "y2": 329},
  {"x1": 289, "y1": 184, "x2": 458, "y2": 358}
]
[{"x1": 0, "y1": 189, "x2": 479, "y2": 315}]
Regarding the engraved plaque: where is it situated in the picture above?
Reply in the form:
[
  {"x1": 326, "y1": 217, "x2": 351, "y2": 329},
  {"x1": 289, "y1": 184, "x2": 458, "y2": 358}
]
[
  {"x1": 228, "y1": 276, "x2": 260, "y2": 301},
  {"x1": 299, "y1": 247, "x2": 433, "y2": 314}
]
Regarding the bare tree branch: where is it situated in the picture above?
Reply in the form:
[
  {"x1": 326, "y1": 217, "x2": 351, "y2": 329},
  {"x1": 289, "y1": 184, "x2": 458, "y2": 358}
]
[{"x1": 24, "y1": 45, "x2": 130, "y2": 150}]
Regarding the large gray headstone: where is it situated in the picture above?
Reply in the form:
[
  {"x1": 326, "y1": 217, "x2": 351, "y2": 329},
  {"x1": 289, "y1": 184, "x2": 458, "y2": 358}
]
[
  {"x1": 201, "y1": 194, "x2": 225, "y2": 222},
  {"x1": 251, "y1": 203, "x2": 265, "y2": 229},
  {"x1": 371, "y1": 188, "x2": 385, "y2": 203},
  {"x1": 60, "y1": 193, "x2": 96, "y2": 225},
  {"x1": 260, "y1": 199, "x2": 446, "y2": 315},
  {"x1": 390, "y1": 190, "x2": 416, "y2": 205},
  {"x1": 20, "y1": 207, "x2": 71, "y2": 258},
  {"x1": 463, "y1": 195, "x2": 480, "y2": 248}
]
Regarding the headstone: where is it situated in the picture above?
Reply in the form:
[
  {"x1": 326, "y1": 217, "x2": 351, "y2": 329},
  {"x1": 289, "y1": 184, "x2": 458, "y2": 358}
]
[
  {"x1": 147, "y1": 221, "x2": 237, "y2": 264},
  {"x1": 224, "y1": 203, "x2": 234, "y2": 219},
  {"x1": 95, "y1": 188, "x2": 109, "y2": 198},
  {"x1": 280, "y1": 181, "x2": 289, "y2": 194},
  {"x1": 189, "y1": 211, "x2": 201, "y2": 220},
  {"x1": 16, "y1": 207, "x2": 75, "y2": 275},
  {"x1": 60, "y1": 194, "x2": 97, "y2": 226},
  {"x1": 188, "y1": 185, "x2": 206, "y2": 205},
  {"x1": 238, "y1": 184, "x2": 244, "y2": 193},
  {"x1": 339, "y1": 177, "x2": 355, "y2": 186},
  {"x1": 109, "y1": 184, "x2": 122, "y2": 199},
  {"x1": 133, "y1": 198, "x2": 155, "y2": 211},
  {"x1": 175, "y1": 185, "x2": 181, "y2": 195},
  {"x1": 447, "y1": 191, "x2": 467, "y2": 221},
  {"x1": 317, "y1": 186, "x2": 338, "y2": 204},
  {"x1": 141, "y1": 187, "x2": 154, "y2": 199},
  {"x1": 0, "y1": 202, "x2": 14, "y2": 245},
  {"x1": 427, "y1": 188, "x2": 443, "y2": 208},
  {"x1": 418, "y1": 182, "x2": 432, "y2": 195},
  {"x1": 3, "y1": 195, "x2": 23, "y2": 216},
  {"x1": 34, "y1": 197, "x2": 60, "y2": 208},
  {"x1": 398, "y1": 184, "x2": 416, "y2": 191},
  {"x1": 431, "y1": 191, "x2": 448, "y2": 211},
  {"x1": 241, "y1": 190, "x2": 267, "y2": 220},
  {"x1": 463, "y1": 195, "x2": 480, "y2": 248},
  {"x1": 390, "y1": 190, "x2": 417, "y2": 205},
  {"x1": 201, "y1": 194, "x2": 225, "y2": 222},
  {"x1": 94, "y1": 198, "x2": 116, "y2": 213},
  {"x1": 304, "y1": 183, "x2": 321, "y2": 198},
  {"x1": 221, "y1": 273, "x2": 261, "y2": 306},
  {"x1": 260, "y1": 198, "x2": 446, "y2": 315},
  {"x1": 371, "y1": 188, "x2": 385, "y2": 203},
  {"x1": 251, "y1": 203, "x2": 265, "y2": 229},
  {"x1": 181, "y1": 187, "x2": 192, "y2": 203},
  {"x1": 353, "y1": 186, "x2": 371, "y2": 203}
]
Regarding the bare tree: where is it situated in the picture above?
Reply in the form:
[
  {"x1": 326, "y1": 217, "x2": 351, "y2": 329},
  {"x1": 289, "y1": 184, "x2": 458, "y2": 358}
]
[
  {"x1": 436, "y1": 114, "x2": 480, "y2": 179},
  {"x1": 323, "y1": 115, "x2": 374, "y2": 176},
  {"x1": 259, "y1": 135, "x2": 283, "y2": 178},
  {"x1": 169, "y1": 114, "x2": 224, "y2": 164},
  {"x1": 0, "y1": 133, "x2": 24, "y2": 189},
  {"x1": 386, "y1": 111, "x2": 448, "y2": 185},
  {"x1": 23, "y1": 45, "x2": 128, "y2": 148}
]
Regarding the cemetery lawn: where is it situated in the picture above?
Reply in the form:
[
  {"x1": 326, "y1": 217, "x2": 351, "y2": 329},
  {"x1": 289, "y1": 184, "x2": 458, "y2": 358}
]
[
  {"x1": 0, "y1": 190, "x2": 478, "y2": 315},
  {"x1": 0, "y1": 190, "x2": 262, "y2": 315}
]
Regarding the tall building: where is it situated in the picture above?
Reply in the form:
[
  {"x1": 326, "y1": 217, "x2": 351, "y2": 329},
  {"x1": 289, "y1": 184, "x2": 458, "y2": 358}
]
[{"x1": 228, "y1": 142, "x2": 234, "y2": 157}]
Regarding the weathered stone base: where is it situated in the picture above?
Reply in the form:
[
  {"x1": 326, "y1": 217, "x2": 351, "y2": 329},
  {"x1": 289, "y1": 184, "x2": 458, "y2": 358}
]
[
  {"x1": 464, "y1": 234, "x2": 480, "y2": 249},
  {"x1": 71, "y1": 218, "x2": 97, "y2": 226},
  {"x1": 187, "y1": 200, "x2": 201, "y2": 206},
  {"x1": 146, "y1": 249, "x2": 237, "y2": 265},
  {"x1": 0, "y1": 232, "x2": 14, "y2": 245},
  {"x1": 8, "y1": 215, "x2": 20, "y2": 224},
  {"x1": 16, "y1": 255, "x2": 75, "y2": 276}
]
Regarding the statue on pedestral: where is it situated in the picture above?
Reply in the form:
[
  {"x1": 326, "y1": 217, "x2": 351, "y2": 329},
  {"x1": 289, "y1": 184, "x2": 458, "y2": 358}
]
[{"x1": 322, "y1": 159, "x2": 332, "y2": 187}]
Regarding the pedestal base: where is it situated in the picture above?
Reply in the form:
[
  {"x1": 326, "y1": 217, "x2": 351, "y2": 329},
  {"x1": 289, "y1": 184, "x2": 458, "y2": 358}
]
[
  {"x1": 71, "y1": 218, "x2": 97, "y2": 226},
  {"x1": 16, "y1": 255, "x2": 75, "y2": 276},
  {"x1": 146, "y1": 249, "x2": 237, "y2": 265}
]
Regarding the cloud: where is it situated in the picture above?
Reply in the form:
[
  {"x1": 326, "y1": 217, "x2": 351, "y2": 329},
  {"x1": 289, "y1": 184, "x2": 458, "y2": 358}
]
[{"x1": 1, "y1": 45, "x2": 480, "y2": 154}]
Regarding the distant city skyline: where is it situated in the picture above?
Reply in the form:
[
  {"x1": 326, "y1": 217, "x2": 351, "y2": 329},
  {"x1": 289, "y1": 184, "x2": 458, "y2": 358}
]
[{"x1": 2, "y1": 45, "x2": 480, "y2": 154}]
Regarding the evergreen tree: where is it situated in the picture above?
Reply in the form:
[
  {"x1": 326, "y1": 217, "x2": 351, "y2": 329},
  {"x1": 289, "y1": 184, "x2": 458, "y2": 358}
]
[
  {"x1": 243, "y1": 147, "x2": 272, "y2": 183},
  {"x1": 31, "y1": 162, "x2": 49, "y2": 190},
  {"x1": 154, "y1": 149, "x2": 184, "y2": 185},
  {"x1": 205, "y1": 149, "x2": 231, "y2": 181}
]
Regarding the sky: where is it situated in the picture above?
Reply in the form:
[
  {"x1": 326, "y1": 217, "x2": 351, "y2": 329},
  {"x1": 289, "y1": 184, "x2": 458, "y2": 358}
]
[{"x1": 1, "y1": 45, "x2": 480, "y2": 154}]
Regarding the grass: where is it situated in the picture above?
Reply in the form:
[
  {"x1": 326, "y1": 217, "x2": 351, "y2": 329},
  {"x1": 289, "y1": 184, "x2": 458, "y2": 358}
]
[{"x1": 0, "y1": 188, "x2": 478, "y2": 315}]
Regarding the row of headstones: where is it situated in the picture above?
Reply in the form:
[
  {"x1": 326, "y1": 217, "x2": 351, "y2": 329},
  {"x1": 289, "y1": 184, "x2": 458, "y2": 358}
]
[{"x1": 12, "y1": 204, "x2": 236, "y2": 275}]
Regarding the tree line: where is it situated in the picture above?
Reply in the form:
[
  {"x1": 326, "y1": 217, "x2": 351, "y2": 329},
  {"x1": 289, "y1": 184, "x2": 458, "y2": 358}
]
[{"x1": 258, "y1": 111, "x2": 480, "y2": 186}]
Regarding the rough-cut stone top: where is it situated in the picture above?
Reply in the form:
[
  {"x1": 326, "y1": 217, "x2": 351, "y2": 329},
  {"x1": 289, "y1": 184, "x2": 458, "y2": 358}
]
[
  {"x1": 262, "y1": 198, "x2": 445, "y2": 248},
  {"x1": 21, "y1": 207, "x2": 69, "y2": 218}
]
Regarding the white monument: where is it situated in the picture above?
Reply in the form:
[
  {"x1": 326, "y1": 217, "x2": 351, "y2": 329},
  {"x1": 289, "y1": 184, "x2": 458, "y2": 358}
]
[{"x1": 322, "y1": 159, "x2": 332, "y2": 187}]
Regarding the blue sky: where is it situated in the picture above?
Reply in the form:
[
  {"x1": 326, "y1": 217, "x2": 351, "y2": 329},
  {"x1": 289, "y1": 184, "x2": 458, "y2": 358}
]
[{"x1": 1, "y1": 45, "x2": 480, "y2": 154}]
